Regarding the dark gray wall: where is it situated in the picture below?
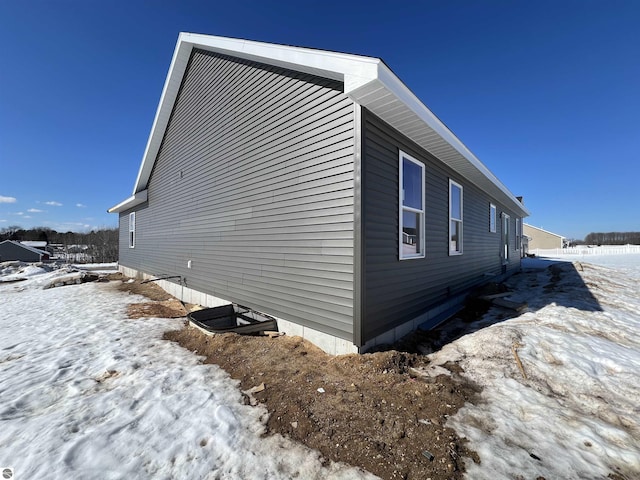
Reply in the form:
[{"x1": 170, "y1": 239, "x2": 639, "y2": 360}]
[
  {"x1": 117, "y1": 47, "x2": 525, "y2": 347},
  {"x1": 0, "y1": 241, "x2": 45, "y2": 262},
  {"x1": 360, "y1": 110, "x2": 522, "y2": 342},
  {"x1": 119, "y1": 49, "x2": 356, "y2": 340}
]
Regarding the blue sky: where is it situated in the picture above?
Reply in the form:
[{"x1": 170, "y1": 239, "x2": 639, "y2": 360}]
[{"x1": 1, "y1": 1, "x2": 638, "y2": 239}]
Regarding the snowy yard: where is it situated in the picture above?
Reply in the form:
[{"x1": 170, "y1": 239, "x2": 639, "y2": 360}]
[
  {"x1": 1, "y1": 255, "x2": 639, "y2": 479},
  {"x1": 0, "y1": 264, "x2": 374, "y2": 480},
  {"x1": 426, "y1": 254, "x2": 640, "y2": 479}
]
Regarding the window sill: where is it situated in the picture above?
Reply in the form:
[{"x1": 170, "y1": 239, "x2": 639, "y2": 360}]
[{"x1": 399, "y1": 254, "x2": 425, "y2": 261}]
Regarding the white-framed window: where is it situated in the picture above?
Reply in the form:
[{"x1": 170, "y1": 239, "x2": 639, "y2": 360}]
[
  {"x1": 490, "y1": 203, "x2": 497, "y2": 233},
  {"x1": 449, "y1": 179, "x2": 463, "y2": 255},
  {"x1": 399, "y1": 151, "x2": 425, "y2": 260},
  {"x1": 129, "y1": 212, "x2": 135, "y2": 248},
  {"x1": 515, "y1": 217, "x2": 521, "y2": 250},
  {"x1": 502, "y1": 213, "x2": 510, "y2": 263}
]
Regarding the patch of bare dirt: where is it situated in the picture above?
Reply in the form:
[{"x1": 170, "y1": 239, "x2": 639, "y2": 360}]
[
  {"x1": 112, "y1": 275, "x2": 481, "y2": 479},
  {"x1": 110, "y1": 273, "x2": 174, "y2": 301},
  {"x1": 109, "y1": 276, "x2": 190, "y2": 318},
  {"x1": 127, "y1": 299, "x2": 187, "y2": 319},
  {"x1": 164, "y1": 328, "x2": 480, "y2": 480}
]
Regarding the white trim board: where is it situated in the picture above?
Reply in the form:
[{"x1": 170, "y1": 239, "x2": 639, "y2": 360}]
[{"x1": 109, "y1": 33, "x2": 528, "y2": 218}]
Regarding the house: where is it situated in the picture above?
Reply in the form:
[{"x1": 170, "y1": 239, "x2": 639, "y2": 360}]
[
  {"x1": 20, "y1": 241, "x2": 48, "y2": 249},
  {"x1": 523, "y1": 224, "x2": 564, "y2": 251},
  {"x1": 109, "y1": 33, "x2": 529, "y2": 354},
  {"x1": 0, "y1": 240, "x2": 50, "y2": 262}
]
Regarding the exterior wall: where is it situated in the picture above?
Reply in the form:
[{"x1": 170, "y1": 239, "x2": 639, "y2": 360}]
[
  {"x1": 118, "y1": 264, "x2": 359, "y2": 355},
  {"x1": 524, "y1": 224, "x2": 563, "y2": 250},
  {"x1": 0, "y1": 241, "x2": 44, "y2": 262},
  {"x1": 118, "y1": 49, "x2": 356, "y2": 341},
  {"x1": 359, "y1": 110, "x2": 523, "y2": 343}
]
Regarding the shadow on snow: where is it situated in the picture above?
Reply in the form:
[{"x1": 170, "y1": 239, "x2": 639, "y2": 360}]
[{"x1": 391, "y1": 257, "x2": 602, "y2": 355}]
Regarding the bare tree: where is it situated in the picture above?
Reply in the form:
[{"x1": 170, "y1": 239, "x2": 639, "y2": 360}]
[
  {"x1": 0, "y1": 225, "x2": 23, "y2": 240},
  {"x1": 1, "y1": 225, "x2": 119, "y2": 262},
  {"x1": 584, "y1": 231, "x2": 640, "y2": 245}
]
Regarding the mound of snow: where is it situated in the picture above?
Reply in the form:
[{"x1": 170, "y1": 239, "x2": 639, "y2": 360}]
[
  {"x1": 0, "y1": 263, "x2": 49, "y2": 282},
  {"x1": 18, "y1": 265, "x2": 49, "y2": 277}
]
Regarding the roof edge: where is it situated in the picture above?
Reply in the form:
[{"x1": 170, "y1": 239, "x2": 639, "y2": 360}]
[
  {"x1": 523, "y1": 223, "x2": 564, "y2": 238},
  {"x1": 351, "y1": 62, "x2": 530, "y2": 217},
  {"x1": 132, "y1": 33, "x2": 382, "y2": 194},
  {"x1": 1, "y1": 240, "x2": 49, "y2": 256},
  {"x1": 133, "y1": 35, "x2": 194, "y2": 193},
  {"x1": 108, "y1": 190, "x2": 148, "y2": 214},
  {"x1": 128, "y1": 33, "x2": 529, "y2": 217}
]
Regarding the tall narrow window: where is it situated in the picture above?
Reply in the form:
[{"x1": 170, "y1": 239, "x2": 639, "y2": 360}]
[
  {"x1": 490, "y1": 203, "x2": 497, "y2": 233},
  {"x1": 515, "y1": 217, "x2": 521, "y2": 250},
  {"x1": 129, "y1": 212, "x2": 135, "y2": 248},
  {"x1": 399, "y1": 151, "x2": 425, "y2": 259},
  {"x1": 449, "y1": 180, "x2": 463, "y2": 255},
  {"x1": 502, "y1": 213, "x2": 510, "y2": 263}
]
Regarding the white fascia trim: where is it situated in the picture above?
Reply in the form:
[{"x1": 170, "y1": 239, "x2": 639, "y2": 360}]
[
  {"x1": 128, "y1": 32, "x2": 528, "y2": 218},
  {"x1": 107, "y1": 190, "x2": 148, "y2": 213},
  {"x1": 371, "y1": 63, "x2": 529, "y2": 217},
  {"x1": 179, "y1": 32, "x2": 381, "y2": 91},
  {"x1": 131, "y1": 33, "x2": 380, "y2": 194},
  {"x1": 133, "y1": 36, "x2": 194, "y2": 193}
]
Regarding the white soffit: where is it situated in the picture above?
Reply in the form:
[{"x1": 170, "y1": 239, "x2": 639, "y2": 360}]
[
  {"x1": 107, "y1": 190, "x2": 148, "y2": 213},
  {"x1": 347, "y1": 65, "x2": 528, "y2": 216},
  {"x1": 129, "y1": 32, "x2": 528, "y2": 217}
]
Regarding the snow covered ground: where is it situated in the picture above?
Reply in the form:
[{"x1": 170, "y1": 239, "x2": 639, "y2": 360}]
[
  {"x1": 427, "y1": 254, "x2": 640, "y2": 480},
  {"x1": 0, "y1": 263, "x2": 375, "y2": 480},
  {"x1": 2, "y1": 256, "x2": 639, "y2": 479}
]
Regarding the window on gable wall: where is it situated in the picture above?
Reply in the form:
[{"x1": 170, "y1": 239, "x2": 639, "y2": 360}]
[
  {"x1": 449, "y1": 179, "x2": 463, "y2": 255},
  {"x1": 399, "y1": 151, "x2": 425, "y2": 259},
  {"x1": 129, "y1": 212, "x2": 135, "y2": 248},
  {"x1": 516, "y1": 217, "x2": 521, "y2": 250},
  {"x1": 490, "y1": 203, "x2": 497, "y2": 233}
]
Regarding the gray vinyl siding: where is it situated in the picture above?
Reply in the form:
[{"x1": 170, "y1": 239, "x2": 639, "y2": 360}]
[
  {"x1": 361, "y1": 109, "x2": 521, "y2": 342},
  {"x1": 119, "y1": 49, "x2": 356, "y2": 340}
]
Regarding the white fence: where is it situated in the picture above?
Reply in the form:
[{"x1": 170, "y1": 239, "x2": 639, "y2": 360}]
[{"x1": 532, "y1": 245, "x2": 640, "y2": 257}]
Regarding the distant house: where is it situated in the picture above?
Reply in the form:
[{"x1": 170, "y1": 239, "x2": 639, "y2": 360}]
[
  {"x1": 523, "y1": 224, "x2": 564, "y2": 250},
  {"x1": 20, "y1": 241, "x2": 47, "y2": 249},
  {"x1": 0, "y1": 240, "x2": 50, "y2": 262},
  {"x1": 109, "y1": 33, "x2": 529, "y2": 354}
]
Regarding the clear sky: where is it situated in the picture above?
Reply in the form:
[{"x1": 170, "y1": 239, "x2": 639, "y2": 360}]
[{"x1": 1, "y1": 0, "x2": 638, "y2": 240}]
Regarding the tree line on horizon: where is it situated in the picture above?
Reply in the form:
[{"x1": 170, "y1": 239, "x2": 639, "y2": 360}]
[
  {"x1": 582, "y1": 231, "x2": 640, "y2": 246},
  {"x1": 0, "y1": 225, "x2": 119, "y2": 263},
  {"x1": 3, "y1": 226, "x2": 639, "y2": 261}
]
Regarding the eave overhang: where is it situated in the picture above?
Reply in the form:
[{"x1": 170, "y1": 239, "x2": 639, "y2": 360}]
[
  {"x1": 112, "y1": 32, "x2": 528, "y2": 218},
  {"x1": 107, "y1": 190, "x2": 148, "y2": 213}
]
